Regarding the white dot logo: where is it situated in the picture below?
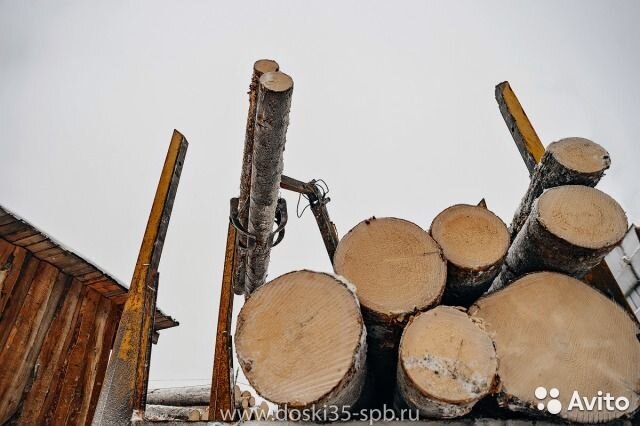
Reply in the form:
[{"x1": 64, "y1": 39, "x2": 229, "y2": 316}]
[{"x1": 535, "y1": 386, "x2": 562, "y2": 415}]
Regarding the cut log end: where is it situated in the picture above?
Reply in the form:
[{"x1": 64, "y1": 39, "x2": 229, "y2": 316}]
[
  {"x1": 471, "y1": 272, "x2": 640, "y2": 423},
  {"x1": 254, "y1": 59, "x2": 279, "y2": 75},
  {"x1": 397, "y1": 306, "x2": 497, "y2": 418},
  {"x1": 431, "y1": 204, "x2": 509, "y2": 271},
  {"x1": 235, "y1": 270, "x2": 366, "y2": 408},
  {"x1": 431, "y1": 205, "x2": 509, "y2": 305},
  {"x1": 538, "y1": 185, "x2": 627, "y2": 250},
  {"x1": 334, "y1": 217, "x2": 446, "y2": 320},
  {"x1": 259, "y1": 71, "x2": 293, "y2": 93},
  {"x1": 547, "y1": 137, "x2": 610, "y2": 175}
]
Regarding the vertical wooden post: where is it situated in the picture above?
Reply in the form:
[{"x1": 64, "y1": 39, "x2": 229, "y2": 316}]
[
  {"x1": 495, "y1": 81, "x2": 545, "y2": 175},
  {"x1": 92, "y1": 130, "x2": 188, "y2": 426},
  {"x1": 208, "y1": 222, "x2": 236, "y2": 420}
]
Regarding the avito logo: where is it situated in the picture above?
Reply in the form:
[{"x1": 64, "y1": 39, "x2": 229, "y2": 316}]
[{"x1": 534, "y1": 387, "x2": 630, "y2": 414}]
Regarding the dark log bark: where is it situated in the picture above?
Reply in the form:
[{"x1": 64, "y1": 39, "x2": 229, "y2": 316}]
[
  {"x1": 244, "y1": 71, "x2": 293, "y2": 294},
  {"x1": 233, "y1": 59, "x2": 280, "y2": 295},
  {"x1": 489, "y1": 185, "x2": 627, "y2": 293},
  {"x1": 508, "y1": 137, "x2": 610, "y2": 242}
]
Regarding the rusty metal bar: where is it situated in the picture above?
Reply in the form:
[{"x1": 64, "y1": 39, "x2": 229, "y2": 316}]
[
  {"x1": 92, "y1": 130, "x2": 188, "y2": 426},
  {"x1": 208, "y1": 212, "x2": 237, "y2": 420},
  {"x1": 280, "y1": 175, "x2": 339, "y2": 263},
  {"x1": 495, "y1": 81, "x2": 545, "y2": 175}
]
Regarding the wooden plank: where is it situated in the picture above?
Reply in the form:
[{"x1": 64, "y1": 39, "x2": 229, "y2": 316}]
[
  {"x1": 18, "y1": 279, "x2": 83, "y2": 425},
  {"x1": 9, "y1": 273, "x2": 70, "y2": 425},
  {"x1": 71, "y1": 296, "x2": 113, "y2": 425},
  {"x1": 495, "y1": 81, "x2": 545, "y2": 175},
  {"x1": 0, "y1": 215, "x2": 16, "y2": 226},
  {"x1": 2, "y1": 228, "x2": 39, "y2": 244},
  {"x1": 92, "y1": 130, "x2": 188, "y2": 425},
  {"x1": 50, "y1": 288, "x2": 101, "y2": 425},
  {"x1": 0, "y1": 253, "x2": 39, "y2": 350},
  {"x1": 83, "y1": 303, "x2": 120, "y2": 426},
  {"x1": 36, "y1": 247, "x2": 66, "y2": 261},
  {"x1": 0, "y1": 221, "x2": 31, "y2": 236},
  {"x1": 0, "y1": 262, "x2": 60, "y2": 424},
  {"x1": 209, "y1": 223, "x2": 236, "y2": 420},
  {"x1": 25, "y1": 239, "x2": 56, "y2": 254},
  {"x1": 12, "y1": 233, "x2": 47, "y2": 247}
]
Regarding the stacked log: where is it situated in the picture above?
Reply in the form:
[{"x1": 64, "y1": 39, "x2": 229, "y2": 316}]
[
  {"x1": 396, "y1": 306, "x2": 498, "y2": 418},
  {"x1": 235, "y1": 270, "x2": 366, "y2": 410},
  {"x1": 470, "y1": 272, "x2": 640, "y2": 423},
  {"x1": 146, "y1": 385, "x2": 210, "y2": 406},
  {"x1": 144, "y1": 405, "x2": 206, "y2": 421},
  {"x1": 333, "y1": 217, "x2": 447, "y2": 405},
  {"x1": 430, "y1": 204, "x2": 509, "y2": 306},
  {"x1": 489, "y1": 185, "x2": 627, "y2": 292},
  {"x1": 509, "y1": 137, "x2": 610, "y2": 241}
]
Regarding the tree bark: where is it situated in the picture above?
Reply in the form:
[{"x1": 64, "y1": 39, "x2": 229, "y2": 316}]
[
  {"x1": 396, "y1": 307, "x2": 498, "y2": 418},
  {"x1": 333, "y1": 217, "x2": 447, "y2": 407},
  {"x1": 235, "y1": 271, "x2": 366, "y2": 410},
  {"x1": 430, "y1": 204, "x2": 509, "y2": 306},
  {"x1": 471, "y1": 272, "x2": 640, "y2": 423},
  {"x1": 489, "y1": 185, "x2": 627, "y2": 293},
  {"x1": 147, "y1": 386, "x2": 210, "y2": 406},
  {"x1": 144, "y1": 404, "x2": 206, "y2": 421},
  {"x1": 244, "y1": 71, "x2": 293, "y2": 295},
  {"x1": 233, "y1": 59, "x2": 279, "y2": 295},
  {"x1": 509, "y1": 137, "x2": 610, "y2": 242}
]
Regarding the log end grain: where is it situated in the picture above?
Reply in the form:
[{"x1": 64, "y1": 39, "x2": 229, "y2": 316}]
[
  {"x1": 431, "y1": 205, "x2": 509, "y2": 304},
  {"x1": 235, "y1": 270, "x2": 366, "y2": 409},
  {"x1": 259, "y1": 71, "x2": 293, "y2": 93},
  {"x1": 547, "y1": 137, "x2": 610, "y2": 175},
  {"x1": 538, "y1": 185, "x2": 627, "y2": 250},
  {"x1": 470, "y1": 272, "x2": 640, "y2": 423},
  {"x1": 254, "y1": 59, "x2": 279, "y2": 75},
  {"x1": 334, "y1": 217, "x2": 447, "y2": 323},
  {"x1": 397, "y1": 306, "x2": 498, "y2": 418}
]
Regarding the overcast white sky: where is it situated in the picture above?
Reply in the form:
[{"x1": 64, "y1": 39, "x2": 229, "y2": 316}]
[{"x1": 2, "y1": 1, "x2": 639, "y2": 390}]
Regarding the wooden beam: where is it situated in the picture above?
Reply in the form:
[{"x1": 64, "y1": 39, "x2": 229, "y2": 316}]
[
  {"x1": 208, "y1": 223, "x2": 236, "y2": 420},
  {"x1": 495, "y1": 82, "x2": 545, "y2": 175},
  {"x1": 92, "y1": 130, "x2": 188, "y2": 425}
]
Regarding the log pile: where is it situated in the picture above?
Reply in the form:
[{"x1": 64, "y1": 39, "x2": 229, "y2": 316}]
[{"x1": 230, "y1": 131, "x2": 639, "y2": 424}]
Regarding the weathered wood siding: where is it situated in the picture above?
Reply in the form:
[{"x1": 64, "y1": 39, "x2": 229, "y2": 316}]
[{"x1": 0, "y1": 204, "x2": 177, "y2": 425}]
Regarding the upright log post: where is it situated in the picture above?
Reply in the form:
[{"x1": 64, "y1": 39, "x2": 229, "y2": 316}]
[
  {"x1": 92, "y1": 130, "x2": 188, "y2": 426},
  {"x1": 233, "y1": 59, "x2": 279, "y2": 295},
  {"x1": 245, "y1": 71, "x2": 294, "y2": 295}
]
